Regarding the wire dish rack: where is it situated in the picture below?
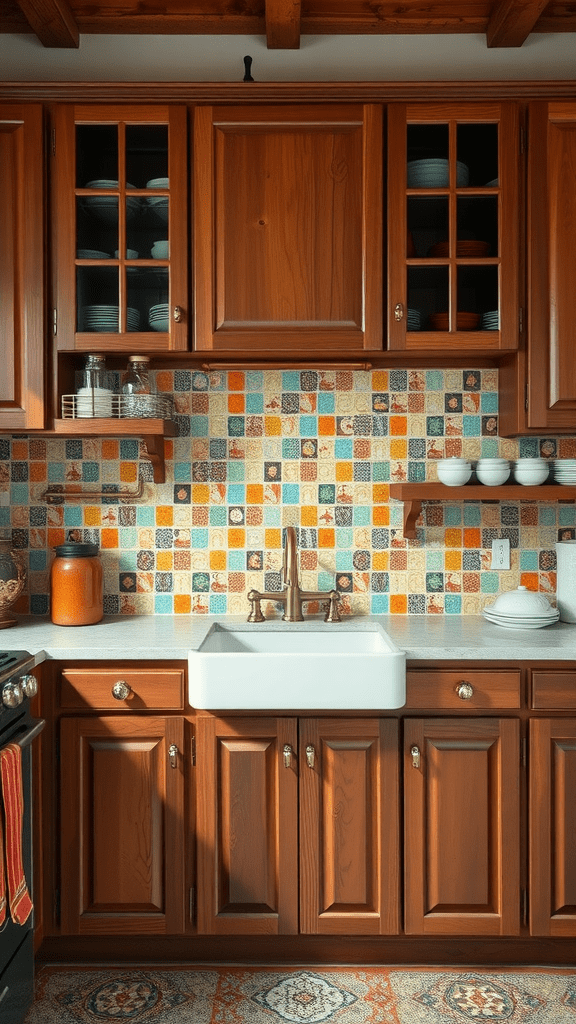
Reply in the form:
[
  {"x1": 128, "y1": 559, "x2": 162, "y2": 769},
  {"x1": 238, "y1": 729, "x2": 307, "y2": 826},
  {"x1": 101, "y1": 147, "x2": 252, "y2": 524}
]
[{"x1": 61, "y1": 393, "x2": 174, "y2": 420}]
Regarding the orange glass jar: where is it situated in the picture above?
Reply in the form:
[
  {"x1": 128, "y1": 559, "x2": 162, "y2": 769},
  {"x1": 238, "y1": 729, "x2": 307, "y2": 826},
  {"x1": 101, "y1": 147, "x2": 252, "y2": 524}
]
[{"x1": 50, "y1": 542, "x2": 103, "y2": 626}]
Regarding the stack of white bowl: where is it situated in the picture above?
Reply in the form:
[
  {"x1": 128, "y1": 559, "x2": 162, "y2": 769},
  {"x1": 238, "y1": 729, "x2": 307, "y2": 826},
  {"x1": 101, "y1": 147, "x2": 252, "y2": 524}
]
[
  {"x1": 77, "y1": 248, "x2": 110, "y2": 259},
  {"x1": 513, "y1": 458, "x2": 550, "y2": 485},
  {"x1": 145, "y1": 177, "x2": 169, "y2": 225},
  {"x1": 149, "y1": 303, "x2": 169, "y2": 332},
  {"x1": 436, "y1": 457, "x2": 472, "y2": 486},
  {"x1": 83, "y1": 180, "x2": 140, "y2": 223},
  {"x1": 475, "y1": 458, "x2": 510, "y2": 485},
  {"x1": 82, "y1": 305, "x2": 140, "y2": 332},
  {"x1": 151, "y1": 240, "x2": 169, "y2": 259},
  {"x1": 406, "y1": 159, "x2": 469, "y2": 188},
  {"x1": 407, "y1": 308, "x2": 421, "y2": 331},
  {"x1": 483, "y1": 586, "x2": 559, "y2": 629},
  {"x1": 481, "y1": 310, "x2": 499, "y2": 330},
  {"x1": 553, "y1": 459, "x2": 576, "y2": 485}
]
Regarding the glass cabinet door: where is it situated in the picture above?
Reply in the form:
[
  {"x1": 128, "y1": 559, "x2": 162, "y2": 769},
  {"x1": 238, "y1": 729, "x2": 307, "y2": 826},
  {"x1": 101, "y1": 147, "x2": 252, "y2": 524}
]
[
  {"x1": 53, "y1": 105, "x2": 187, "y2": 352},
  {"x1": 387, "y1": 103, "x2": 520, "y2": 352}
]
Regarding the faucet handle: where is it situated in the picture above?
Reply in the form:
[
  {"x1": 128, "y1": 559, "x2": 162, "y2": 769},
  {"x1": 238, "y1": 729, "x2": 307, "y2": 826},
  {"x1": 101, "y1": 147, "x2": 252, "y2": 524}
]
[
  {"x1": 323, "y1": 590, "x2": 341, "y2": 623},
  {"x1": 247, "y1": 589, "x2": 266, "y2": 622}
]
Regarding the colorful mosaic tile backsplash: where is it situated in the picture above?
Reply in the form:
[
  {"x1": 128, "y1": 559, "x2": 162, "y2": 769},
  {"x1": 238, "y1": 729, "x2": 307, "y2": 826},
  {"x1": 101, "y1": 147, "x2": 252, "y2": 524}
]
[{"x1": 2, "y1": 367, "x2": 576, "y2": 617}]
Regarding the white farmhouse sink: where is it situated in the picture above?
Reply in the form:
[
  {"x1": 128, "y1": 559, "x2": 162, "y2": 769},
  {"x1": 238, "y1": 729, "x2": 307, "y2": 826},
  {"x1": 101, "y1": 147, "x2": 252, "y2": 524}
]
[{"x1": 188, "y1": 622, "x2": 406, "y2": 709}]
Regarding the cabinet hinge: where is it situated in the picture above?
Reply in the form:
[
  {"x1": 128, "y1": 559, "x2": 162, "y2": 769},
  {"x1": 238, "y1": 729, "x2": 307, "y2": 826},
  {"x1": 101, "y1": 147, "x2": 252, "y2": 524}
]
[
  {"x1": 189, "y1": 886, "x2": 196, "y2": 924},
  {"x1": 52, "y1": 309, "x2": 58, "y2": 336},
  {"x1": 521, "y1": 888, "x2": 528, "y2": 926},
  {"x1": 191, "y1": 734, "x2": 196, "y2": 766},
  {"x1": 518, "y1": 307, "x2": 523, "y2": 334},
  {"x1": 521, "y1": 736, "x2": 527, "y2": 767}
]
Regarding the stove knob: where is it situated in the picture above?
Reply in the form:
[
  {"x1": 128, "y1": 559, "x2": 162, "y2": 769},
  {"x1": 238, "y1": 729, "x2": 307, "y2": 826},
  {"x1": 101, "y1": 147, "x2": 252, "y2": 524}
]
[
  {"x1": 20, "y1": 674, "x2": 38, "y2": 698},
  {"x1": 2, "y1": 681, "x2": 24, "y2": 708}
]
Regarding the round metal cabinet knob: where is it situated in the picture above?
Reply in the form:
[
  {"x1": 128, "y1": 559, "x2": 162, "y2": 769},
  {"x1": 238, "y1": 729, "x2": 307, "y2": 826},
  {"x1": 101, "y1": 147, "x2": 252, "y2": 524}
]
[
  {"x1": 456, "y1": 681, "x2": 474, "y2": 701},
  {"x1": 111, "y1": 680, "x2": 132, "y2": 701},
  {"x1": 2, "y1": 681, "x2": 24, "y2": 708},
  {"x1": 20, "y1": 674, "x2": 38, "y2": 698}
]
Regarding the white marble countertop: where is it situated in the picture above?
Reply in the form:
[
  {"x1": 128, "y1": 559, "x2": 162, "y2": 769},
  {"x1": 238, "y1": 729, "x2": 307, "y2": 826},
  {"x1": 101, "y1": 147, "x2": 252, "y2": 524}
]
[{"x1": 6, "y1": 613, "x2": 576, "y2": 665}]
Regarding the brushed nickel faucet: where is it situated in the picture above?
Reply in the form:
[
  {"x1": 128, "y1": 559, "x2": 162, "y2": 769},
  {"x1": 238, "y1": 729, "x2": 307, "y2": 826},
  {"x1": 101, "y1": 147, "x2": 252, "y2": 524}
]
[{"x1": 247, "y1": 526, "x2": 341, "y2": 623}]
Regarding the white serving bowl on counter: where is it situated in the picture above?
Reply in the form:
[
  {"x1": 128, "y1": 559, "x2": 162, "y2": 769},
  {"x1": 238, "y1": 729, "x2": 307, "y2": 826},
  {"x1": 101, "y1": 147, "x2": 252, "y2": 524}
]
[
  {"x1": 482, "y1": 585, "x2": 559, "y2": 629},
  {"x1": 436, "y1": 458, "x2": 472, "y2": 486},
  {"x1": 475, "y1": 458, "x2": 510, "y2": 486}
]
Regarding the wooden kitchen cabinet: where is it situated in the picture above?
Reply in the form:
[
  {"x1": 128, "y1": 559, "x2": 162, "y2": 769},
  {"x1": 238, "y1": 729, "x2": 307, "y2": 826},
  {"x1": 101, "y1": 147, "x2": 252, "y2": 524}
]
[
  {"x1": 404, "y1": 716, "x2": 520, "y2": 935},
  {"x1": 193, "y1": 104, "x2": 383, "y2": 356},
  {"x1": 0, "y1": 104, "x2": 45, "y2": 431},
  {"x1": 51, "y1": 104, "x2": 188, "y2": 356},
  {"x1": 59, "y1": 714, "x2": 187, "y2": 935},
  {"x1": 195, "y1": 715, "x2": 399, "y2": 936},
  {"x1": 387, "y1": 102, "x2": 520, "y2": 354}
]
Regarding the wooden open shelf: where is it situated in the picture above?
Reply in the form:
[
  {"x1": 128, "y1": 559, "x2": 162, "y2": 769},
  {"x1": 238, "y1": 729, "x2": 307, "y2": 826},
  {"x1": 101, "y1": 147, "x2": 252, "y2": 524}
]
[
  {"x1": 51, "y1": 418, "x2": 178, "y2": 483},
  {"x1": 389, "y1": 482, "x2": 576, "y2": 538}
]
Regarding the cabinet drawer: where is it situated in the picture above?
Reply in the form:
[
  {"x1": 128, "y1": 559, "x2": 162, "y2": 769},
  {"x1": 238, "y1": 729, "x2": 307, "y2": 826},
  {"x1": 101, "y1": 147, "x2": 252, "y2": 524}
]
[
  {"x1": 531, "y1": 670, "x2": 576, "y2": 709},
  {"x1": 60, "y1": 667, "x2": 184, "y2": 710},
  {"x1": 406, "y1": 669, "x2": 521, "y2": 709}
]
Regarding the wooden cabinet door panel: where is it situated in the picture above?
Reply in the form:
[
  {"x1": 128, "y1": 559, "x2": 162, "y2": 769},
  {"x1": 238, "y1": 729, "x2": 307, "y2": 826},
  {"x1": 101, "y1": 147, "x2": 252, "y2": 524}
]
[
  {"x1": 404, "y1": 717, "x2": 520, "y2": 935},
  {"x1": 0, "y1": 105, "x2": 44, "y2": 430},
  {"x1": 299, "y1": 718, "x2": 399, "y2": 935},
  {"x1": 530, "y1": 718, "x2": 576, "y2": 935},
  {"x1": 60, "y1": 715, "x2": 186, "y2": 935},
  {"x1": 196, "y1": 716, "x2": 298, "y2": 934},
  {"x1": 194, "y1": 104, "x2": 383, "y2": 354}
]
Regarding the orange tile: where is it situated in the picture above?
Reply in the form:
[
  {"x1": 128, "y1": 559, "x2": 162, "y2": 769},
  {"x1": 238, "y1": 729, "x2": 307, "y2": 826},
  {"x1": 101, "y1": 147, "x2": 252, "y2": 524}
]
[
  {"x1": 463, "y1": 528, "x2": 481, "y2": 549},
  {"x1": 336, "y1": 462, "x2": 353, "y2": 481},
  {"x1": 246, "y1": 484, "x2": 264, "y2": 504},
  {"x1": 155, "y1": 370, "x2": 173, "y2": 393},
  {"x1": 390, "y1": 416, "x2": 407, "y2": 436},
  {"x1": 265, "y1": 528, "x2": 282, "y2": 549},
  {"x1": 120, "y1": 461, "x2": 138, "y2": 482},
  {"x1": 156, "y1": 551, "x2": 173, "y2": 571},
  {"x1": 371, "y1": 370, "x2": 388, "y2": 390},
  {"x1": 101, "y1": 440, "x2": 119, "y2": 460},
  {"x1": 318, "y1": 416, "x2": 336, "y2": 436},
  {"x1": 300, "y1": 505, "x2": 317, "y2": 526},
  {"x1": 174, "y1": 594, "x2": 192, "y2": 614},
  {"x1": 83, "y1": 506, "x2": 102, "y2": 527},
  {"x1": 318, "y1": 528, "x2": 335, "y2": 548},
  {"x1": 444, "y1": 528, "x2": 463, "y2": 548},
  {"x1": 156, "y1": 506, "x2": 174, "y2": 526},
  {"x1": 164, "y1": 440, "x2": 174, "y2": 460},
  {"x1": 101, "y1": 528, "x2": 119, "y2": 549},
  {"x1": 389, "y1": 440, "x2": 407, "y2": 459},
  {"x1": 228, "y1": 393, "x2": 245, "y2": 413},
  {"x1": 29, "y1": 463, "x2": 46, "y2": 482},
  {"x1": 264, "y1": 416, "x2": 282, "y2": 435},
  {"x1": 372, "y1": 551, "x2": 389, "y2": 570},
  {"x1": 192, "y1": 484, "x2": 210, "y2": 504},
  {"x1": 210, "y1": 550, "x2": 227, "y2": 570},
  {"x1": 228, "y1": 528, "x2": 245, "y2": 548},
  {"x1": 12, "y1": 441, "x2": 28, "y2": 459},
  {"x1": 444, "y1": 550, "x2": 462, "y2": 570},
  {"x1": 390, "y1": 594, "x2": 407, "y2": 614},
  {"x1": 520, "y1": 572, "x2": 539, "y2": 591},
  {"x1": 373, "y1": 506, "x2": 389, "y2": 526},
  {"x1": 47, "y1": 528, "x2": 65, "y2": 547},
  {"x1": 372, "y1": 484, "x2": 390, "y2": 504},
  {"x1": 228, "y1": 371, "x2": 245, "y2": 391}
]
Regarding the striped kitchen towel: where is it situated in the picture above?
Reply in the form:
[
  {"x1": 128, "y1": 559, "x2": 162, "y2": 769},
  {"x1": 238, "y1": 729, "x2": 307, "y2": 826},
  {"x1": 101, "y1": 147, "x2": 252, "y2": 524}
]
[{"x1": 0, "y1": 742, "x2": 33, "y2": 925}]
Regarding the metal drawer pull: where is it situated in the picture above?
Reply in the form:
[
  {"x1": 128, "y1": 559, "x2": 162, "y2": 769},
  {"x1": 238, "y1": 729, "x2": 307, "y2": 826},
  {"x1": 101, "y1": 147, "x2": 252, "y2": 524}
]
[
  {"x1": 112, "y1": 680, "x2": 132, "y2": 701},
  {"x1": 169, "y1": 743, "x2": 179, "y2": 769},
  {"x1": 283, "y1": 744, "x2": 292, "y2": 768},
  {"x1": 306, "y1": 744, "x2": 315, "y2": 768},
  {"x1": 456, "y1": 682, "x2": 474, "y2": 701},
  {"x1": 411, "y1": 745, "x2": 421, "y2": 769}
]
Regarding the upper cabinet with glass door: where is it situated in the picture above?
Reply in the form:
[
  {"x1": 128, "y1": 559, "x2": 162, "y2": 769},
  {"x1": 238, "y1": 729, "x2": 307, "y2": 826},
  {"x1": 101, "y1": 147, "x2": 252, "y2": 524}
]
[
  {"x1": 387, "y1": 103, "x2": 520, "y2": 353},
  {"x1": 52, "y1": 105, "x2": 188, "y2": 352}
]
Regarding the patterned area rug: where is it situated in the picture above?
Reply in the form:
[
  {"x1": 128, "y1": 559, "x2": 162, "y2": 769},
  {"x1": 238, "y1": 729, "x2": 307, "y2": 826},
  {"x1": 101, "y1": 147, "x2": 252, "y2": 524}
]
[{"x1": 24, "y1": 965, "x2": 576, "y2": 1023}]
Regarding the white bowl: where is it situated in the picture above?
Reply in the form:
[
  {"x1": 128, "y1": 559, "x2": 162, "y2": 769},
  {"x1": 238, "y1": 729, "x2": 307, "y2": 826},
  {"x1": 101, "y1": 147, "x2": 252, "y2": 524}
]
[
  {"x1": 476, "y1": 461, "x2": 510, "y2": 486},
  {"x1": 149, "y1": 317, "x2": 169, "y2": 332},
  {"x1": 115, "y1": 249, "x2": 139, "y2": 259},
  {"x1": 487, "y1": 586, "x2": 554, "y2": 618},
  {"x1": 513, "y1": 462, "x2": 550, "y2": 485},
  {"x1": 437, "y1": 462, "x2": 472, "y2": 486}
]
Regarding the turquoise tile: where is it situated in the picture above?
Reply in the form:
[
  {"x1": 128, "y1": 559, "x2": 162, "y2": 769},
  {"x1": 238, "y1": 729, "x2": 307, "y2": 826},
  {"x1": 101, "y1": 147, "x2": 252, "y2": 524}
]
[
  {"x1": 518, "y1": 437, "x2": 540, "y2": 457},
  {"x1": 210, "y1": 594, "x2": 227, "y2": 613},
  {"x1": 559, "y1": 506, "x2": 576, "y2": 525},
  {"x1": 64, "y1": 506, "x2": 83, "y2": 526},
  {"x1": 372, "y1": 462, "x2": 390, "y2": 481},
  {"x1": 190, "y1": 415, "x2": 209, "y2": 436},
  {"x1": 539, "y1": 507, "x2": 556, "y2": 525},
  {"x1": 174, "y1": 463, "x2": 192, "y2": 481},
  {"x1": 426, "y1": 551, "x2": 443, "y2": 570},
  {"x1": 120, "y1": 439, "x2": 139, "y2": 459},
  {"x1": 480, "y1": 572, "x2": 500, "y2": 593},
  {"x1": 246, "y1": 393, "x2": 263, "y2": 413},
  {"x1": 120, "y1": 528, "x2": 138, "y2": 547},
  {"x1": 334, "y1": 438, "x2": 353, "y2": 459},
  {"x1": 353, "y1": 507, "x2": 371, "y2": 525},
  {"x1": 282, "y1": 371, "x2": 300, "y2": 391},
  {"x1": 10, "y1": 484, "x2": 29, "y2": 503},
  {"x1": 82, "y1": 462, "x2": 100, "y2": 482},
  {"x1": 335, "y1": 551, "x2": 353, "y2": 569},
  {"x1": 480, "y1": 438, "x2": 499, "y2": 458},
  {"x1": 445, "y1": 594, "x2": 462, "y2": 614},
  {"x1": 228, "y1": 416, "x2": 245, "y2": 437},
  {"x1": 318, "y1": 571, "x2": 335, "y2": 591},
  {"x1": 228, "y1": 551, "x2": 245, "y2": 569},
  {"x1": 119, "y1": 551, "x2": 138, "y2": 570},
  {"x1": 210, "y1": 507, "x2": 227, "y2": 525},
  {"x1": 481, "y1": 392, "x2": 498, "y2": 413},
  {"x1": 463, "y1": 415, "x2": 481, "y2": 436},
  {"x1": 336, "y1": 529, "x2": 353, "y2": 549},
  {"x1": 264, "y1": 507, "x2": 281, "y2": 525},
  {"x1": 318, "y1": 392, "x2": 335, "y2": 413},
  {"x1": 29, "y1": 550, "x2": 47, "y2": 571},
  {"x1": 463, "y1": 504, "x2": 481, "y2": 526},
  {"x1": 300, "y1": 415, "x2": 317, "y2": 435},
  {"x1": 0, "y1": 509, "x2": 8, "y2": 527},
  {"x1": 227, "y1": 484, "x2": 245, "y2": 504},
  {"x1": 136, "y1": 506, "x2": 155, "y2": 525},
  {"x1": 228, "y1": 462, "x2": 245, "y2": 481},
  {"x1": 282, "y1": 483, "x2": 300, "y2": 504},
  {"x1": 191, "y1": 529, "x2": 209, "y2": 548},
  {"x1": 47, "y1": 463, "x2": 65, "y2": 481},
  {"x1": 444, "y1": 505, "x2": 462, "y2": 525},
  {"x1": 371, "y1": 594, "x2": 389, "y2": 613},
  {"x1": 520, "y1": 550, "x2": 539, "y2": 571},
  {"x1": 154, "y1": 595, "x2": 173, "y2": 613},
  {"x1": 425, "y1": 370, "x2": 444, "y2": 391},
  {"x1": 246, "y1": 371, "x2": 264, "y2": 391}
]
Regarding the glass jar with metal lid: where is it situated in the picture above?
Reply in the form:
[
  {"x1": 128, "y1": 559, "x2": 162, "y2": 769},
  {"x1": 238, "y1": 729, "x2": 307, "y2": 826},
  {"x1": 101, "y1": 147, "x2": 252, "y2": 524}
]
[{"x1": 50, "y1": 542, "x2": 103, "y2": 626}]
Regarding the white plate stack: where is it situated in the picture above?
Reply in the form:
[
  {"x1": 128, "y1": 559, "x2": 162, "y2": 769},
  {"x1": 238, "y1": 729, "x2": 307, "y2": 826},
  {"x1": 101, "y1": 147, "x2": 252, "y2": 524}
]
[
  {"x1": 553, "y1": 459, "x2": 576, "y2": 485},
  {"x1": 145, "y1": 178, "x2": 169, "y2": 225},
  {"x1": 482, "y1": 586, "x2": 559, "y2": 629},
  {"x1": 481, "y1": 310, "x2": 499, "y2": 330},
  {"x1": 81, "y1": 304, "x2": 140, "y2": 332},
  {"x1": 77, "y1": 249, "x2": 110, "y2": 259},
  {"x1": 83, "y1": 180, "x2": 140, "y2": 223},
  {"x1": 407, "y1": 159, "x2": 469, "y2": 188},
  {"x1": 407, "y1": 308, "x2": 421, "y2": 331},
  {"x1": 149, "y1": 303, "x2": 169, "y2": 332}
]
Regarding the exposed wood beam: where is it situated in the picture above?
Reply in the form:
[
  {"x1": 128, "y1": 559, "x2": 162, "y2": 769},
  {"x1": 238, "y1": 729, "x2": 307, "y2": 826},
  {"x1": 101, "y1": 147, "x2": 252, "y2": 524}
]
[
  {"x1": 265, "y1": 0, "x2": 302, "y2": 47},
  {"x1": 486, "y1": 0, "x2": 549, "y2": 46},
  {"x1": 14, "y1": 0, "x2": 79, "y2": 46}
]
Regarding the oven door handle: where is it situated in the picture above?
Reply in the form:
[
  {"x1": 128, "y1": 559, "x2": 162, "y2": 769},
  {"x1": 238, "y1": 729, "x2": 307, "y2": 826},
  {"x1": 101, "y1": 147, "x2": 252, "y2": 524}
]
[{"x1": 12, "y1": 718, "x2": 46, "y2": 748}]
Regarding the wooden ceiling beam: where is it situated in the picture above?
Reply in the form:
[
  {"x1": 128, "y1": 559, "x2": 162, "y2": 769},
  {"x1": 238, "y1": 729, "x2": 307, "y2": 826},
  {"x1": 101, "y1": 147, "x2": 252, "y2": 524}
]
[
  {"x1": 14, "y1": 0, "x2": 79, "y2": 46},
  {"x1": 486, "y1": 0, "x2": 549, "y2": 46},
  {"x1": 265, "y1": 0, "x2": 302, "y2": 47}
]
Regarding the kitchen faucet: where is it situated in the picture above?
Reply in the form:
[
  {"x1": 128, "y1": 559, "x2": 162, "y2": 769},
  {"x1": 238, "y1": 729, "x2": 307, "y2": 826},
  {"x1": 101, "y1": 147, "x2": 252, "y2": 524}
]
[{"x1": 247, "y1": 526, "x2": 341, "y2": 623}]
